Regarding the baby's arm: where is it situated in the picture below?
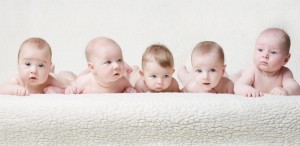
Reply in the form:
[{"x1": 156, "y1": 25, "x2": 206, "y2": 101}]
[
  {"x1": 65, "y1": 74, "x2": 87, "y2": 94},
  {"x1": 224, "y1": 77, "x2": 234, "y2": 94},
  {"x1": 271, "y1": 68, "x2": 300, "y2": 95},
  {"x1": 44, "y1": 73, "x2": 67, "y2": 94},
  {"x1": 234, "y1": 66, "x2": 263, "y2": 97},
  {"x1": 0, "y1": 76, "x2": 29, "y2": 96},
  {"x1": 134, "y1": 78, "x2": 146, "y2": 93},
  {"x1": 177, "y1": 65, "x2": 193, "y2": 87},
  {"x1": 123, "y1": 78, "x2": 137, "y2": 93}
]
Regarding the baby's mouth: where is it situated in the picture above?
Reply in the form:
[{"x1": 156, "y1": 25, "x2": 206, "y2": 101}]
[
  {"x1": 114, "y1": 73, "x2": 120, "y2": 76},
  {"x1": 29, "y1": 76, "x2": 37, "y2": 80},
  {"x1": 260, "y1": 61, "x2": 268, "y2": 65},
  {"x1": 203, "y1": 83, "x2": 210, "y2": 86}
]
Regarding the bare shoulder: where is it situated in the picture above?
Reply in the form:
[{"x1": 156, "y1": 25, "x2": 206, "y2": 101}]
[
  {"x1": 220, "y1": 77, "x2": 234, "y2": 93},
  {"x1": 168, "y1": 78, "x2": 180, "y2": 92},
  {"x1": 134, "y1": 78, "x2": 147, "y2": 92},
  {"x1": 221, "y1": 77, "x2": 234, "y2": 86},
  {"x1": 68, "y1": 72, "x2": 93, "y2": 89},
  {"x1": 7, "y1": 75, "x2": 22, "y2": 85},
  {"x1": 119, "y1": 77, "x2": 132, "y2": 87},
  {"x1": 280, "y1": 66, "x2": 293, "y2": 77},
  {"x1": 244, "y1": 65, "x2": 257, "y2": 75},
  {"x1": 47, "y1": 73, "x2": 64, "y2": 87},
  {"x1": 236, "y1": 65, "x2": 256, "y2": 83}
]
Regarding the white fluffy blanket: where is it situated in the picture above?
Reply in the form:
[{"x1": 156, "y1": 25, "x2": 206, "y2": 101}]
[{"x1": 1, "y1": 94, "x2": 300, "y2": 145}]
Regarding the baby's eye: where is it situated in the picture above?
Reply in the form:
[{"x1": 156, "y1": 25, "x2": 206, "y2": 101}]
[
  {"x1": 210, "y1": 68, "x2": 216, "y2": 72},
  {"x1": 150, "y1": 75, "x2": 157, "y2": 78},
  {"x1": 196, "y1": 69, "x2": 202, "y2": 73},
  {"x1": 117, "y1": 59, "x2": 123, "y2": 62},
  {"x1": 270, "y1": 51, "x2": 277, "y2": 54},
  {"x1": 105, "y1": 61, "x2": 112, "y2": 64},
  {"x1": 38, "y1": 64, "x2": 44, "y2": 68},
  {"x1": 163, "y1": 75, "x2": 170, "y2": 78},
  {"x1": 25, "y1": 62, "x2": 31, "y2": 66},
  {"x1": 258, "y1": 48, "x2": 263, "y2": 52}
]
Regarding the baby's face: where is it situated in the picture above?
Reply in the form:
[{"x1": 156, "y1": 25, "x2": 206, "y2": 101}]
[
  {"x1": 192, "y1": 53, "x2": 225, "y2": 91},
  {"x1": 18, "y1": 45, "x2": 51, "y2": 85},
  {"x1": 142, "y1": 60, "x2": 174, "y2": 92},
  {"x1": 254, "y1": 34, "x2": 289, "y2": 72},
  {"x1": 91, "y1": 46, "x2": 125, "y2": 83}
]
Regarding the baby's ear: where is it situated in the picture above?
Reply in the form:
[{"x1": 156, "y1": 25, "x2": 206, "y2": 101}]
[
  {"x1": 139, "y1": 70, "x2": 144, "y2": 77},
  {"x1": 283, "y1": 53, "x2": 291, "y2": 65},
  {"x1": 222, "y1": 64, "x2": 227, "y2": 76},
  {"x1": 88, "y1": 62, "x2": 95, "y2": 72},
  {"x1": 223, "y1": 64, "x2": 226, "y2": 72}
]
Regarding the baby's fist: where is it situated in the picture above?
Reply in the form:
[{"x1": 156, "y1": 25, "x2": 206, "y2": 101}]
[
  {"x1": 14, "y1": 87, "x2": 29, "y2": 96},
  {"x1": 65, "y1": 86, "x2": 80, "y2": 94},
  {"x1": 270, "y1": 87, "x2": 288, "y2": 96},
  {"x1": 124, "y1": 87, "x2": 137, "y2": 93}
]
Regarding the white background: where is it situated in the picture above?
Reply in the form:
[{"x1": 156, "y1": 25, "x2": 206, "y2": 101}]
[{"x1": 0, "y1": 0, "x2": 299, "y2": 85}]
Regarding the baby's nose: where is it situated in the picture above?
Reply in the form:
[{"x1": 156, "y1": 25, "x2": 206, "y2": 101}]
[
  {"x1": 156, "y1": 78, "x2": 163, "y2": 84},
  {"x1": 202, "y1": 72, "x2": 209, "y2": 78},
  {"x1": 262, "y1": 53, "x2": 269, "y2": 59},
  {"x1": 30, "y1": 66, "x2": 37, "y2": 74},
  {"x1": 112, "y1": 62, "x2": 119, "y2": 69}
]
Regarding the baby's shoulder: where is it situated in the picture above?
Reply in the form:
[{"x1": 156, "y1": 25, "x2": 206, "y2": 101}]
[
  {"x1": 134, "y1": 77, "x2": 147, "y2": 92},
  {"x1": 221, "y1": 76, "x2": 234, "y2": 85},
  {"x1": 279, "y1": 66, "x2": 294, "y2": 78},
  {"x1": 7, "y1": 75, "x2": 22, "y2": 85}
]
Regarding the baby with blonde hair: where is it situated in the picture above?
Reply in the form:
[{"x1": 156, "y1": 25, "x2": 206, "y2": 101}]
[{"x1": 134, "y1": 44, "x2": 180, "y2": 92}]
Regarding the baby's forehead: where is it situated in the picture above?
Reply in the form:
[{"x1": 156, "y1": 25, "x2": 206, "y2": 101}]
[
  {"x1": 258, "y1": 30, "x2": 288, "y2": 44},
  {"x1": 257, "y1": 32, "x2": 289, "y2": 50},
  {"x1": 19, "y1": 43, "x2": 51, "y2": 56}
]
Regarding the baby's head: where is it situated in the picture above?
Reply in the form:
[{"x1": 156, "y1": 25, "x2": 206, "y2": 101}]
[
  {"x1": 254, "y1": 28, "x2": 291, "y2": 72},
  {"x1": 191, "y1": 41, "x2": 225, "y2": 91},
  {"x1": 85, "y1": 37, "x2": 125, "y2": 82},
  {"x1": 18, "y1": 38, "x2": 52, "y2": 85},
  {"x1": 141, "y1": 44, "x2": 175, "y2": 92}
]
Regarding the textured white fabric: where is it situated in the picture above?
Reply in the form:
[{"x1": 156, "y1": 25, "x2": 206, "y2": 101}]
[{"x1": 0, "y1": 94, "x2": 300, "y2": 145}]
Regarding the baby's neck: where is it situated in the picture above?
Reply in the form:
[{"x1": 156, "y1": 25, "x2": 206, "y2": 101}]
[
  {"x1": 261, "y1": 69, "x2": 281, "y2": 77},
  {"x1": 24, "y1": 83, "x2": 47, "y2": 94},
  {"x1": 95, "y1": 79, "x2": 117, "y2": 88}
]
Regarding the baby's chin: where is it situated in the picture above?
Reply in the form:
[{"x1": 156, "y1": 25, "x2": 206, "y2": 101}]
[{"x1": 150, "y1": 88, "x2": 166, "y2": 92}]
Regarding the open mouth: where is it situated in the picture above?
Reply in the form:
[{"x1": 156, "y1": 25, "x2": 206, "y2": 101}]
[
  {"x1": 29, "y1": 77, "x2": 37, "y2": 80},
  {"x1": 113, "y1": 73, "x2": 120, "y2": 76},
  {"x1": 203, "y1": 83, "x2": 210, "y2": 86}
]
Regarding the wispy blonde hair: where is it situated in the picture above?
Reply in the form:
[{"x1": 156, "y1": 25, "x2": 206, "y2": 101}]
[{"x1": 142, "y1": 44, "x2": 174, "y2": 69}]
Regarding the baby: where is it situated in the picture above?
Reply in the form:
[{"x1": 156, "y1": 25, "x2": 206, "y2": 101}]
[
  {"x1": 178, "y1": 41, "x2": 234, "y2": 93},
  {"x1": 65, "y1": 37, "x2": 134, "y2": 94},
  {"x1": 234, "y1": 28, "x2": 300, "y2": 97},
  {"x1": 0, "y1": 38, "x2": 65, "y2": 96},
  {"x1": 134, "y1": 44, "x2": 180, "y2": 92}
]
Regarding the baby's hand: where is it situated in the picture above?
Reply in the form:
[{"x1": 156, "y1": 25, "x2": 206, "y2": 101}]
[
  {"x1": 44, "y1": 86, "x2": 65, "y2": 94},
  {"x1": 244, "y1": 89, "x2": 263, "y2": 97},
  {"x1": 14, "y1": 87, "x2": 29, "y2": 96},
  {"x1": 65, "y1": 86, "x2": 81, "y2": 94},
  {"x1": 124, "y1": 87, "x2": 137, "y2": 93},
  {"x1": 270, "y1": 87, "x2": 288, "y2": 96}
]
